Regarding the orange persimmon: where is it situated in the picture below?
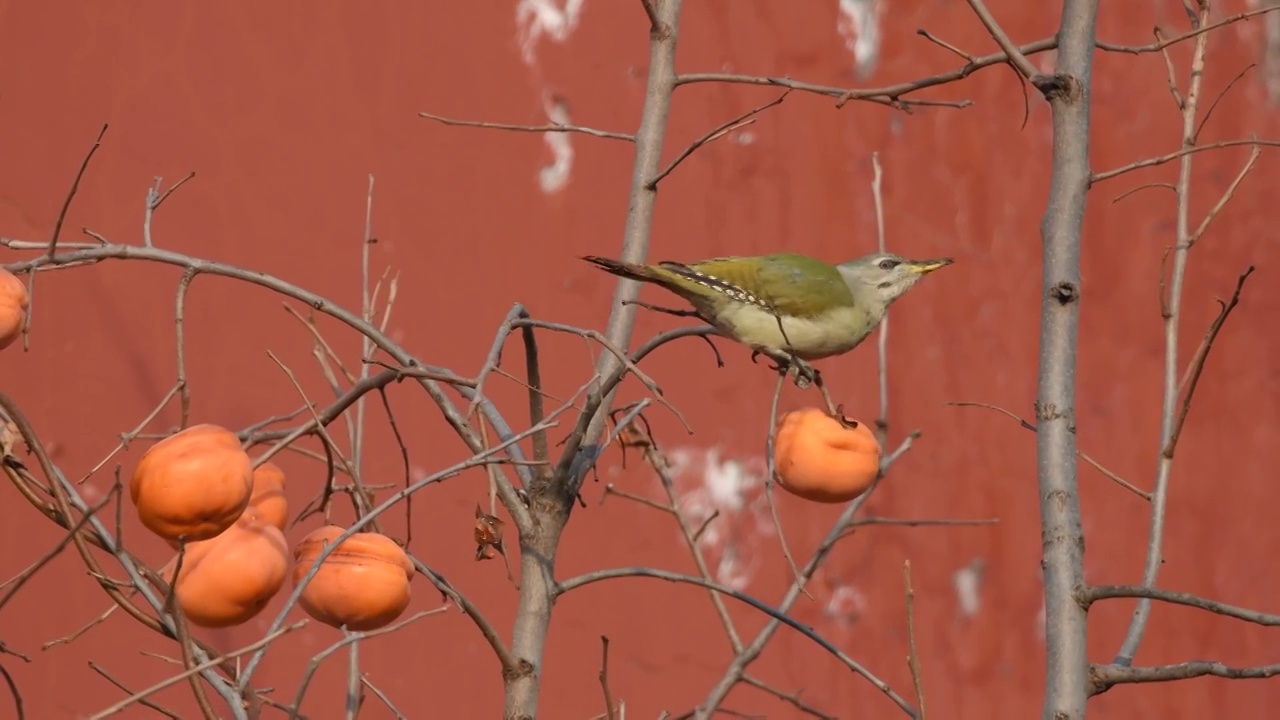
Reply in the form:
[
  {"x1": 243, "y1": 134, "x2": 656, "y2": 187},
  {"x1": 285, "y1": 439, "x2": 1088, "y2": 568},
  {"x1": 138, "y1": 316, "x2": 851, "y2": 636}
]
[
  {"x1": 249, "y1": 461, "x2": 288, "y2": 532},
  {"x1": 0, "y1": 267, "x2": 29, "y2": 350},
  {"x1": 773, "y1": 407, "x2": 881, "y2": 503},
  {"x1": 292, "y1": 525, "x2": 414, "y2": 631},
  {"x1": 166, "y1": 509, "x2": 290, "y2": 628},
  {"x1": 130, "y1": 424, "x2": 253, "y2": 543}
]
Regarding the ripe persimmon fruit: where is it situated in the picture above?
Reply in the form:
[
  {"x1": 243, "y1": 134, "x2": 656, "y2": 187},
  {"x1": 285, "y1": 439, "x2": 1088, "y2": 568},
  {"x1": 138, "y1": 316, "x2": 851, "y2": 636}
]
[
  {"x1": 0, "y1": 268, "x2": 29, "y2": 350},
  {"x1": 292, "y1": 525, "x2": 414, "y2": 632},
  {"x1": 167, "y1": 509, "x2": 290, "y2": 628},
  {"x1": 130, "y1": 424, "x2": 253, "y2": 543},
  {"x1": 773, "y1": 407, "x2": 881, "y2": 503}
]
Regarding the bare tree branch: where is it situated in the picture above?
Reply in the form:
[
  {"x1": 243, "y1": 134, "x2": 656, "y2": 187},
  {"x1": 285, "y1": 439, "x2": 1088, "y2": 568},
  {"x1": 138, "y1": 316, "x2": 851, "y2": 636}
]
[
  {"x1": 555, "y1": 567, "x2": 916, "y2": 716},
  {"x1": 948, "y1": 401, "x2": 1148, "y2": 500},
  {"x1": 1090, "y1": 661, "x2": 1280, "y2": 695},
  {"x1": 672, "y1": 8, "x2": 1280, "y2": 110},
  {"x1": 504, "y1": 4, "x2": 686, "y2": 716},
  {"x1": 962, "y1": 0, "x2": 1052, "y2": 86},
  {"x1": 0, "y1": 239, "x2": 537, "y2": 532},
  {"x1": 647, "y1": 91, "x2": 790, "y2": 188},
  {"x1": 1114, "y1": 1, "x2": 1214, "y2": 666},
  {"x1": 1086, "y1": 584, "x2": 1280, "y2": 626},
  {"x1": 419, "y1": 112, "x2": 634, "y2": 142},
  {"x1": 1033, "y1": 0, "x2": 1099, "y2": 716},
  {"x1": 1091, "y1": 139, "x2": 1280, "y2": 182}
]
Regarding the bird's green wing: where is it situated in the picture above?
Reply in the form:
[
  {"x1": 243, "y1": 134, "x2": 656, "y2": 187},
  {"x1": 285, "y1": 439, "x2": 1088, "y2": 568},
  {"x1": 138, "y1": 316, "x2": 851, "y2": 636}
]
[{"x1": 668, "y1": 252, "x2": 853, "y2": 320}]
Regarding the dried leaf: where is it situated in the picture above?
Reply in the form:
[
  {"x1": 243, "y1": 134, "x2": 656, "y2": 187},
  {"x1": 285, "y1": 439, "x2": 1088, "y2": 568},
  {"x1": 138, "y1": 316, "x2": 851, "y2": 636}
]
[
  {"x1": 473, "y1": 504, "x2": 506, "y2": 562},
  {"x1": 0, "y1": 420, "x2": 16, "y2": 458}
]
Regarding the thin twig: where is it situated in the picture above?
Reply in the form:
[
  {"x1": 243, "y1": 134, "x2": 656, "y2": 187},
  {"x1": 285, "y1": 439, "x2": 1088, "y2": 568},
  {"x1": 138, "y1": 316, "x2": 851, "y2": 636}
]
[
  {"x1": 692, "y1": 432, "x2": 921, "y2": 718},
  {"x1": 345, "y1": 630, "x2": 361, "y2": 720},
  {"x1": 1188, "y1": 147, "x2": 1262, "y2": 246},
  {"x1": 174, "y1": 269, "x2": 196, "y2": 428},
  {"x1": 142, "y1": 173, "x2": 196, "y2": 249},
  {"x1": 1165, "y1": 266, "x2": 1254, "y2": 453},
  {"x1": 47, "y1": 124, "x2": 107, "y2": 260},
  {"x1": 239, "y1": 402, "x2": 572, "y2": 689},
  {"x1": 647, "y1": 92, "x2": 789, "y2": 188},
  {"x1": 88, "y1": 662, "x2": 180, "y2": 719},
  {"x1": 947, "y1": 401, "x2": 1150, "y2": 500},
  {"x1": 845, "y1": 517, "x2": 1000, "y2": 533},
  {"x1": 76, "y1": 382, "x2": 182, "y2": 485},
  {"x1": 513, "y1": 317, "x2": 690, "y2": 433},
  {"x1": 0, "y1": 488, "x2": 113, "y2": 610},
  {"x1": 605, "y1": 410, "x2": 744, "y2": 651},
  {"x1": 351, "y1": 174, "x2": 377, "y2": 516},
  {"x1": 266, "y1": 351, "x2": 373, "y2": 524},
  {"x1": 86, "y1": 622, "x2": 306, "y2": 719},
  {"x1": 23, "y1": 123, "x2": 110, "y2": 348},
  {"x1": 556, "y1": 567, "x2": 916, "y2": 716},
  {"x1": 361, "y1": 676, "x2": 405, "y2": 720},
  {"x1": 740, "y1": 675, "x2": 834, "y2": 719},
  {"x1": 376, "y1": 386, "x2": 414, "y2": 544},
  {"x1": 672, "y1": 7, "x2": 1280, "y2": 108},
  {"x1": 915, "y1": 30, "x2": 976, "y2": 62},
  {"x1": 1090, "y1": 661, "x2": 1280, "y2": 695},
  {"x1": 1085, "y1": 584, "x2": 1280, "y2": 626},
  {"x1": 1115, "y1": 3, "x2": 1212, "y2": 665},
  {"x1": 287, "y1": 610, "x2": 443, "y2": 720},
  {"x1": 1193, "y1": 64, "x2": 1256, "y2": 141},
  {"x1": 1091, "y1": 138, "x2": 1280, "y2": 182},
  {"x1": 962, "y1": 0, "x2": 1051, "y2": 85},
  {"x1": 762, "y1": 372, "x2": 812, "y2": 598},
  {"x1": 419, "y1": 112, "x2": 634, "y2": 141},
  {"x1": 520, "y1": 321, "x2": 550, "y2": 467},
  {"x1": 1, "y1": 240, "x2": 538, "y2": 530},
  {"x1": 0, "y1": 665, "x2": 22, "y2": 720},
  {"x1": 870, "y1": 152, "x2": 890, "y2": 445},
  {"x1": 1110, "y1": 182, "x2": 1177, "y2": 203},
  {"x1": 599, "y1": 636, "x2": 617, "y2": 720},
  {"x1": 903, "y1": 561, "x2": 926, "y2": 719}
]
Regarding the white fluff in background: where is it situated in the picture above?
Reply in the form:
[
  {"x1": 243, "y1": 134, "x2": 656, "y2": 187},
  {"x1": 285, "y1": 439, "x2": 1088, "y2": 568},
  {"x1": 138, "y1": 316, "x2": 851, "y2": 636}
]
[
  {"x1": 668, "y1": 446, "x2": 773, "y2": 590},
  {"x1": 837, "y1": 0, "x2": 884, "y2": 79},
  {"x1": 515, "y1": 0, "x2": 587, "y2": 66},
  {"x1": 515, "y1": 1, "x2": 588, "y2": 193},
  {"x1": 539, "y1": 94, "x2": 574, "y2": 194}
]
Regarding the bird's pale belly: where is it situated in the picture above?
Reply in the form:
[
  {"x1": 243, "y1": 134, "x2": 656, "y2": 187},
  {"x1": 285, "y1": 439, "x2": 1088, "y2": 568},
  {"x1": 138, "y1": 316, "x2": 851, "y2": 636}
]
[{"x1": 714, "y1": 303, "x2": 873, "y2": 361}]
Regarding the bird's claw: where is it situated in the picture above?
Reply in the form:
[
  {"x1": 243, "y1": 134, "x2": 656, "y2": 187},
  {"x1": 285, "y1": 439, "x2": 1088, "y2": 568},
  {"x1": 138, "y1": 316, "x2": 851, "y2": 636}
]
[
  {"x1": 790, "y1": 360, "x2": 820, "y2": 390},
  {"x1": 754, "y1": 350, "x2": 820, "y2": 389}
]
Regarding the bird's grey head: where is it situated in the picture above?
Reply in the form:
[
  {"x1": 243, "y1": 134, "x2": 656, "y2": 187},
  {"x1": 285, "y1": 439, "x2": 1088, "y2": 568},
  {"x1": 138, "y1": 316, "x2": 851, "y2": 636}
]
[{"x1": 837, "y1": 252, "x2": 954, "y2": 305}]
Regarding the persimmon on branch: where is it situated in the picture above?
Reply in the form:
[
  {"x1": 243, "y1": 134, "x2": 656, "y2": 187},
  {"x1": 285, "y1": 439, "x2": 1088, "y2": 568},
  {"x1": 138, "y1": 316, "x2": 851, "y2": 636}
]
[
  {"x1": 0, "y1": 231, "x2": 712, "y2": 677},
  {"x1": 0, "y1": 392, "x2": 254, "y2": 718}
]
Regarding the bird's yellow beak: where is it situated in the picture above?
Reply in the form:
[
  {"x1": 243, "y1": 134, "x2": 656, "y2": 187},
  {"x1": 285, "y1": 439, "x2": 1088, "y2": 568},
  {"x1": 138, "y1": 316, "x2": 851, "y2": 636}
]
[{"x1": 908, "y1": 258, "x2": 954, "y2": 275}]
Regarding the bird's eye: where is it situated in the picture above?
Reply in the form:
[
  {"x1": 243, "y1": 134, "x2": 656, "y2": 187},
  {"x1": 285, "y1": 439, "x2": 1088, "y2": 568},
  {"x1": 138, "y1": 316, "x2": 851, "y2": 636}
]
[{"x1": 878, "y1": 258, "x2": 900, "y2": 271}]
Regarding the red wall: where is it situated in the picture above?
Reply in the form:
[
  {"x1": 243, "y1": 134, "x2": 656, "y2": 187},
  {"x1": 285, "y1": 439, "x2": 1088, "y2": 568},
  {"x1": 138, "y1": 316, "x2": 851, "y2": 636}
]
[{"x1": 1, "y1": 1, "x2": 1277, "y2": 718}]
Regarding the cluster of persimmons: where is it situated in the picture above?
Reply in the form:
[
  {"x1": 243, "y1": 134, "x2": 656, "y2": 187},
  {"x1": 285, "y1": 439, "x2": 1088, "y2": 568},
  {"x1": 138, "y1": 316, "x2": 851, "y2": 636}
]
[
  {"x1": 3, "y1": 265, "x2": 414, "y2": 631},
  {"x1": 2, "y1": 263, "x2": 882, "y2": 633},
  {"x1": 130, "y1": 423, "x2": 415, "y2": 631}
]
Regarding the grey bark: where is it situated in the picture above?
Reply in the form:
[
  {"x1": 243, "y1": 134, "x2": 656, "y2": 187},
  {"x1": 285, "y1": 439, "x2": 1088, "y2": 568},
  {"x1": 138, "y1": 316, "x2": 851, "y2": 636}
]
[
  {"x1": 504, "y1": 2, "x2": 684, "y2": 718},
  {"x1": 1035, "y1": 0, "x2": 1099, "y2": 718}
]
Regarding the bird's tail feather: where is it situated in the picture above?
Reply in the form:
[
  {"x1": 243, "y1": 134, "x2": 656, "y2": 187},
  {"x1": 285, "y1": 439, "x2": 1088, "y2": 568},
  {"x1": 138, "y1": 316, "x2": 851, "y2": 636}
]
[
  {"x1": 581, "y1": 255, "x2": 714, "y2": 308},
  {"x1": 579, "y1": 255, "x2": 662, "y2": 283},
  {"x1": 580, "y1": 255, "x2": 694, "y2": 290}
]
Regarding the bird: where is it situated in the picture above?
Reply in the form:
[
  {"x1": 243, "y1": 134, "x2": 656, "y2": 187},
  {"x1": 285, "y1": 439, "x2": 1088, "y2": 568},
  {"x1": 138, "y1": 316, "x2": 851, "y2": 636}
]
[{"x1": 581, "y1": 251, "x2": 953, "y2": 386}]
